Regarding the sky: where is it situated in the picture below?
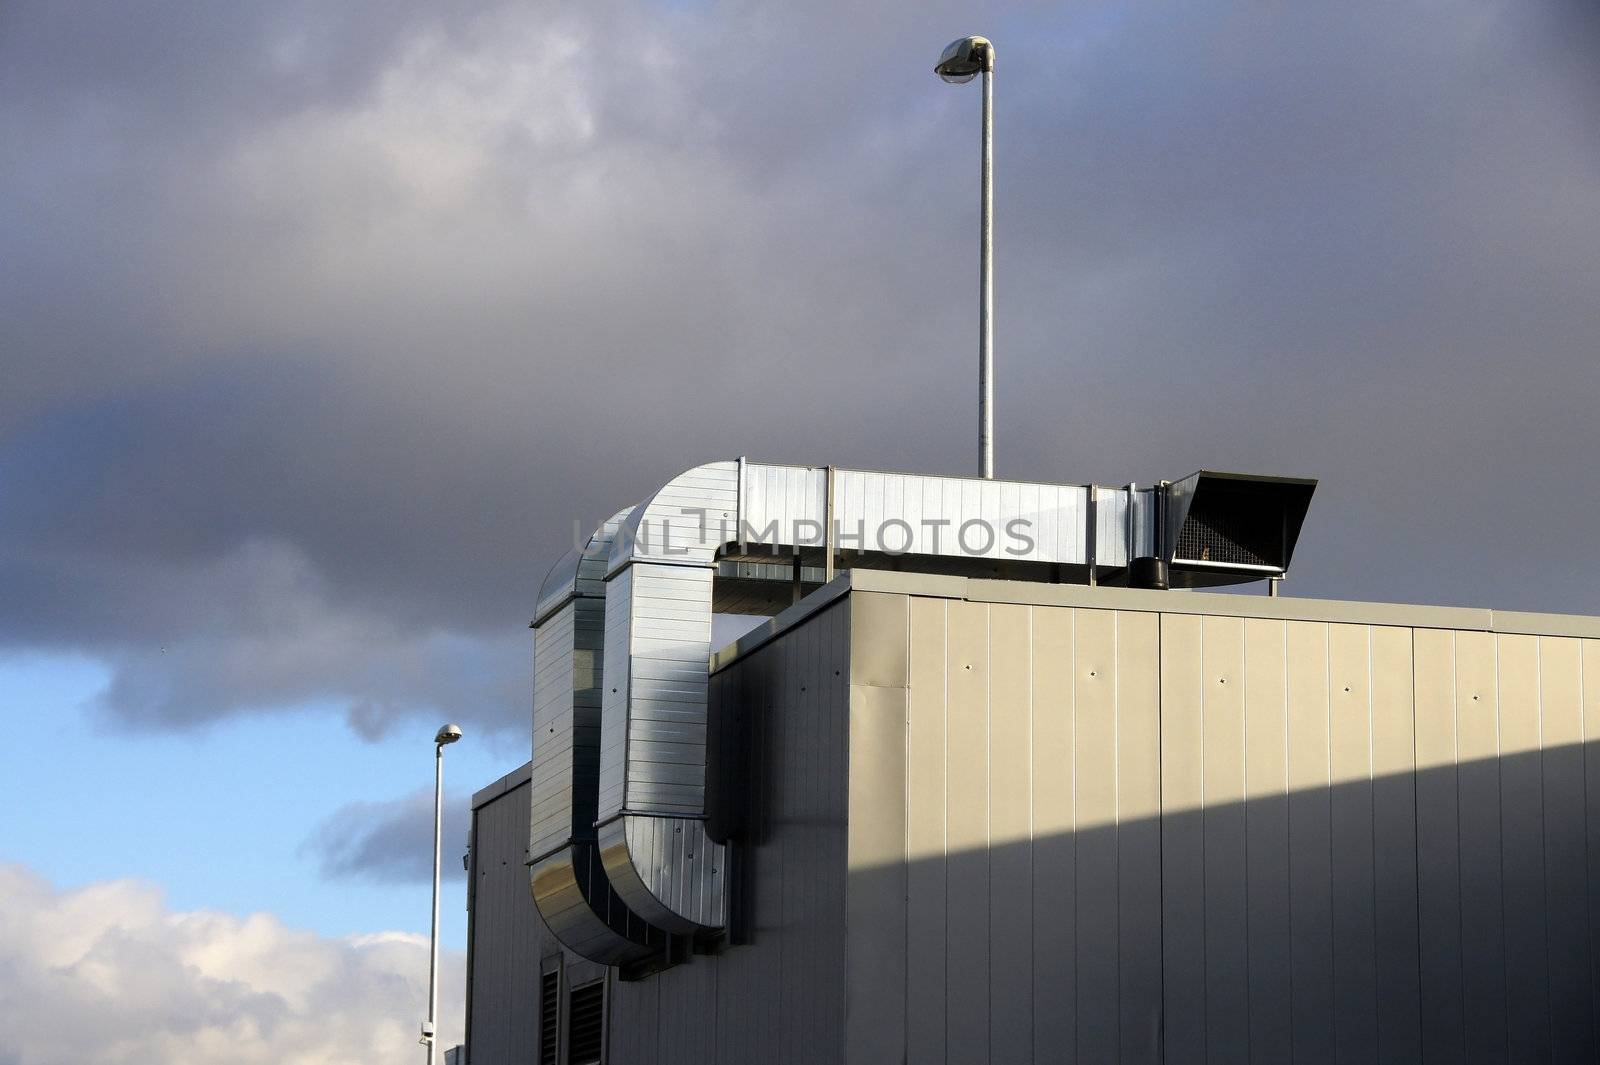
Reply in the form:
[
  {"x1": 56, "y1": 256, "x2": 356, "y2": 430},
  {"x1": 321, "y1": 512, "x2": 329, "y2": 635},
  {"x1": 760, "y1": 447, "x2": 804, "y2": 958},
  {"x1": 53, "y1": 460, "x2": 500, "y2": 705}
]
[{"x1": 2, "y1": 1, "x2": 1599, "y2": 1061}]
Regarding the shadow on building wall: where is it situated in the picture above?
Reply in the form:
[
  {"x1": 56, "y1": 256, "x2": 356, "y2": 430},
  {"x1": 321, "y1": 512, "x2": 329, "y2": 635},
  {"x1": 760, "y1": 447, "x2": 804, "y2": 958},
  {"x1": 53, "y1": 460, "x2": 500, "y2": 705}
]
[
  {"x1": 835, "y1": 741, "x2": 1599, "y2": 1065},
  {"x1": 469, "y1": 739, "x2": 1600, "y2": 1064}
]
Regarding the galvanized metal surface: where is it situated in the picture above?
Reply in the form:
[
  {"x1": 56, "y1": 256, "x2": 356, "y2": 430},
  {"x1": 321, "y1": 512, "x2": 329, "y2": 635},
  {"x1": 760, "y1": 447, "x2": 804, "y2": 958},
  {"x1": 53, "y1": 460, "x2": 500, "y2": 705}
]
[
  {"x1": 598, "y1": 563, "x2": 716, "y2": 817},
  {"x1": 621, "y1": 461, "x2": 1133, "y2": 569},
  {"x1": 596, "y1": 813, "x2": 724, "y2": 934},
  {"x1": 595, "y1": 559, "x2": 727, "y2": 933},
  {"x1": 529, "y1": 511, "x2": 661, "y2": 964}
]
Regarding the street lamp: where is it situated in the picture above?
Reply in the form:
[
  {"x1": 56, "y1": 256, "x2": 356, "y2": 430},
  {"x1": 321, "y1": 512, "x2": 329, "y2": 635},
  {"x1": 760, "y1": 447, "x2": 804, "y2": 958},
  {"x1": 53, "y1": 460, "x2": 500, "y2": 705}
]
[
  {"x1": 934, "y1": 35, "x2": 996, "y2": 479},
  {"x1": 423, "y1": 723, "x2": 462, "y2": 1065}
]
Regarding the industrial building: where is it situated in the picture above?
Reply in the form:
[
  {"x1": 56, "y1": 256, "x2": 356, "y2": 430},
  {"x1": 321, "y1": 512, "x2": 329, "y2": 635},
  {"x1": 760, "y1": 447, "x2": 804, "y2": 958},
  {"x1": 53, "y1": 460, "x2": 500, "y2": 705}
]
[{"x1": 461, "y1": 459, "x2": 1600, "y2": 1063}]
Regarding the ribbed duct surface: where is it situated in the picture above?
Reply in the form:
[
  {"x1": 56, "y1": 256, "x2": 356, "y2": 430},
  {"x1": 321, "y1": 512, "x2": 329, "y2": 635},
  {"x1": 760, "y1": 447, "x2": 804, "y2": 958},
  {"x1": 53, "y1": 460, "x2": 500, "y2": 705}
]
[{"x1": 528, "y1": 510, "x2": 663, "y2": 964}]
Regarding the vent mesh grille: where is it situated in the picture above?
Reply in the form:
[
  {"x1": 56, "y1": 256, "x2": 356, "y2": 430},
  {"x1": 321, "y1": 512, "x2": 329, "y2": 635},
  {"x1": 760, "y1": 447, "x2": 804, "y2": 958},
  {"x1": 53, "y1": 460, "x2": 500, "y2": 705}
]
[
  {"x1": 539, "y1": 970, "x2": 560, "y2": 1064},
  {"x1": 567, "y1": 981, "x2": 605, "y2": 1065},
  {"x1": 1174, "y1": 496, "x2": 1278, "y2": 567}
]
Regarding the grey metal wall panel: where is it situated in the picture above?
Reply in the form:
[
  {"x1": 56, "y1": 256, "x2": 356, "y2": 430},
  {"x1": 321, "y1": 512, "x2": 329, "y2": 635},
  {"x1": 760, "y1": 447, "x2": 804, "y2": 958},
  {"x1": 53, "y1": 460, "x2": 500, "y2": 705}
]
[
  {"x1": 1030, "y1": 604, "x2": 1077, "y2": 1061},
  {"x1": 832, "y1": 588, "x2": 1600, "y2": 1064},
  {"x1": 1369, "y1": 626, "x2": 1422, "y2": 1064},
  {"x1": 1455, "y1": 630, "x2": 1509, "y2": 1062},
  {"x1": 1202, "y1": 616, "x2": 1250, "y2": 1064},
  {"x1": 893, "y1": 600, "x2": 1171, "y2": 1065},
  {"x1": 943, "y1": 600, "x2": 991, "y2": 1064},
  {"x1": 1413, "y1": 628, "x2": 1467, "y2": 1062},
  {"x1": 1160, "y1": 613, "x2": 1206, "y2": 1065},
  {"x1": 1075, "y1": 607, "x2": 1121, "y2": 1063},
  {"x1": 467, "y1": 778, "x2": 544, "y2": 1065},
  {"x1": 845, "y1": 683, "x2": 908, "y2": 1064},
  {"x1": 1499, "y1": 635, "x2": 1551, "y2": 1063},
  {"x1": 1117, "y1": 612, "x2": 1163, "y2": 1065},
  {"x1": 987, "y1": 603, "x2": 1034, "y2": 1065},
  {"x1": 1286, "y1": 620, "x2": 1336, "y2": 1065},
  {"x1": 469, "y1": 580, "x2": 1600, "y2": 1065},
  {"x1": 1242, "y1": 618, "x2": 1292, "y2": 1064},
  {"x1": 905, "y1": 597, "x2": 951, "y2": 1065},
  {"x1": 1584, "y1": 641, "x2": 1600, "y2": 1065},
  {"x1": 1328, "y1": 624, "x2": 1379, "y2": 1063},
  {"x1": 1542, "y1": 639, "x2": 1594, "y2": 1061}
]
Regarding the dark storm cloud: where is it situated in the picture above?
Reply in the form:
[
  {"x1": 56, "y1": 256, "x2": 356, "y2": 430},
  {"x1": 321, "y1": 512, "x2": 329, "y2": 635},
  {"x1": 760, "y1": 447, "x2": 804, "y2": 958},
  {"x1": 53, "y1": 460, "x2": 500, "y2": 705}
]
[
  {"x1": 303, "y1": 788, "x2": 469, "y2": 884},
  {"x1": 3, "y1": 1, "x2": 1599, "y2": 737}
]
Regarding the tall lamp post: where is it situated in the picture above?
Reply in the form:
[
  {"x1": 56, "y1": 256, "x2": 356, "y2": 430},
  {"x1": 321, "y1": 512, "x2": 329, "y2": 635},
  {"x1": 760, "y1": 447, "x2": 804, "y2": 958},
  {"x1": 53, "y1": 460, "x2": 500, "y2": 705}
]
[
  {"x1": 423, "y1": 723, "x2": 462, "y2": 1065},
  {"x1": 935, "y1": 35, "x2": 996, "y2": 479}
]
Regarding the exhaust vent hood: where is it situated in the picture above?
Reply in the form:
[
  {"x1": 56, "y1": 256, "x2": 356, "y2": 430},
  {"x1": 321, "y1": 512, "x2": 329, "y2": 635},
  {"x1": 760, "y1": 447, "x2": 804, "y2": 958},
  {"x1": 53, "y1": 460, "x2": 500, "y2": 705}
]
[{"x1": 1163, "y1": 470, "x2": 1316, "y2": 587}]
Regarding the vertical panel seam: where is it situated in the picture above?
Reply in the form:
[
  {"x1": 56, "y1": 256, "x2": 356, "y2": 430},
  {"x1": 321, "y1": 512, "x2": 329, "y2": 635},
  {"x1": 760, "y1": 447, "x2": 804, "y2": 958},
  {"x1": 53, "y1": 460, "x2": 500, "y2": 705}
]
[
  {"x1": 1285, "y1": 621, "x2": 1297, "y2": 1065},
  {"x1": 1495, "y1": 633, "x2": 1510, "y2": 1064},
  {"x1": 1028, "y1": 604, "x2": 1037, "y2": 1065},
  {"x1": 1073, "y1": 607, "x2": 1082, "y2": 1059},
  {"x1": 1538, "y1": 636, "x2": 1553, "y2": 1059},
  {"x1": 1583, "y1": 642, "x2": 1597, "y2": 1053},
  {"x1": 986, "y1": 602, "x2": 994, "y2": 1061},
  {"x1": 1114, "y1": 610, "x2": 1124, "y2": 1063},
  {"x1": 1201, "y1": 616, "x2": 1209, "y2": 1061},
  {"x1": 1156, "y1": 612, "x2": 1166, "y2": 1065},
  {"x1": 1367, "y1": 626, "x2": 1380, "y2": 1063},
  {"x1": 903, "y1": 597, "x2": 912, "y2": 1065},
  {"x1": 1409, "y1": 627, "x2": 1426, "y2": 1065},
  {"x1": 1325, "y1": 623, "x2": 1336, "y2": 1060},
  {"x1": 1452, "y1": 630, "x2": 1467, "y2": 1058},
  {"x1": 1238, "y1": 616, "x2": 1252, "y2": 1063},
  {"x1": 1583, "y1": 642, "x2": 1598, "y2": 1053},
  {"x1": 942, "y1": 597, "x2": 950, "y2": 1065}
]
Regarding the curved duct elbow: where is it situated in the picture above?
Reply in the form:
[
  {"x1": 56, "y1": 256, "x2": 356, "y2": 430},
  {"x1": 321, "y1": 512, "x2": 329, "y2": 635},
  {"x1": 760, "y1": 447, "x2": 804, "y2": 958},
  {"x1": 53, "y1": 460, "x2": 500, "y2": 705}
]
[
  {"x1": 595, "y1": 464, "x2": 733, "y2": 934},
  {"x1": 528, "y1": 510, "x2": 664, "y2": 964}
]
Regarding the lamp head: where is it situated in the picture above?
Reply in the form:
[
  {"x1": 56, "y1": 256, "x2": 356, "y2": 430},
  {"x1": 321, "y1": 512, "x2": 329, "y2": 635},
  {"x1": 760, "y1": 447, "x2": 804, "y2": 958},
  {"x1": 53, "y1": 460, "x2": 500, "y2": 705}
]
[
  {"x1": 435, "y1": 723, "x2": 463, "y2": 746},
  {"x1": 935, "y1": 35, "x2": 993, "y2": 84}
]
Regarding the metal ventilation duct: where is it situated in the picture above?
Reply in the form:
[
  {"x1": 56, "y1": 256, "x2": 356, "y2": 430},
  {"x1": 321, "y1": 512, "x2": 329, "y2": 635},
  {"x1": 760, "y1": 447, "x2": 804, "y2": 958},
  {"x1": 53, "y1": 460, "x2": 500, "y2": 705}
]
[
  {"x1": 535, "y1": 459, "x2": 1315, "y2": 950},
  {"x1": 528, "y1": 511, "x2": 664, "y2": 964}
]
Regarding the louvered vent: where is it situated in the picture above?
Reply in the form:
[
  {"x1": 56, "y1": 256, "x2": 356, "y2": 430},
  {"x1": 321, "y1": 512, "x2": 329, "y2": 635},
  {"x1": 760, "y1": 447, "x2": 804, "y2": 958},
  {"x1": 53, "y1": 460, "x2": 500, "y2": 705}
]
[
  {"x1": 567, "y1": 981, "x2": 606, "y2": 1065},
  {"x1": 539, "y1": 969, "x2": 560, "y2": 1064}
]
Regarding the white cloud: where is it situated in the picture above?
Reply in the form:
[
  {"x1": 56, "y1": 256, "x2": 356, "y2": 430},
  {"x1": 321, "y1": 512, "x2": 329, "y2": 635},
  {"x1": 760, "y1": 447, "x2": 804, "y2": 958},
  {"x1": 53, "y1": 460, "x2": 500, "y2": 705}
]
[{"x1": 0, "y1": 864, "x2": 464, "y2": 1065}]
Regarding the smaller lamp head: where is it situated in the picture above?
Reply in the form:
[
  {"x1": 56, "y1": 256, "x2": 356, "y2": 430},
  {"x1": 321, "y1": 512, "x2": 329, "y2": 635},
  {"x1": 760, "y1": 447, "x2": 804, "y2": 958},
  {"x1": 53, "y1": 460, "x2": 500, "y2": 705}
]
[
  {"x1": 935, "y1": 35, "x2": 994, "y2": 84},
  {"x1": 435, "y1": 723, "x2": 463, "y2": 746}
]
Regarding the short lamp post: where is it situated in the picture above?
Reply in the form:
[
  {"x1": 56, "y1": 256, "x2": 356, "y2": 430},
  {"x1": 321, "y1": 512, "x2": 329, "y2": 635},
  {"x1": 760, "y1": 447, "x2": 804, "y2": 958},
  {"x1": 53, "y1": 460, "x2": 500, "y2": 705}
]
[{"x1": 423, "y1": 723, "x2": 462, "y2": 1065}]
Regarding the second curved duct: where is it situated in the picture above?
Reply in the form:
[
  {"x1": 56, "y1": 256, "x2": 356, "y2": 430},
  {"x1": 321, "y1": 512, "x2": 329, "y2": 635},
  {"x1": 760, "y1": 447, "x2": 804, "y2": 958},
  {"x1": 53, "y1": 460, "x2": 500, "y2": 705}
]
[{"x1": 528, "y1": 510, "x2": 663, "y2": 964}]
